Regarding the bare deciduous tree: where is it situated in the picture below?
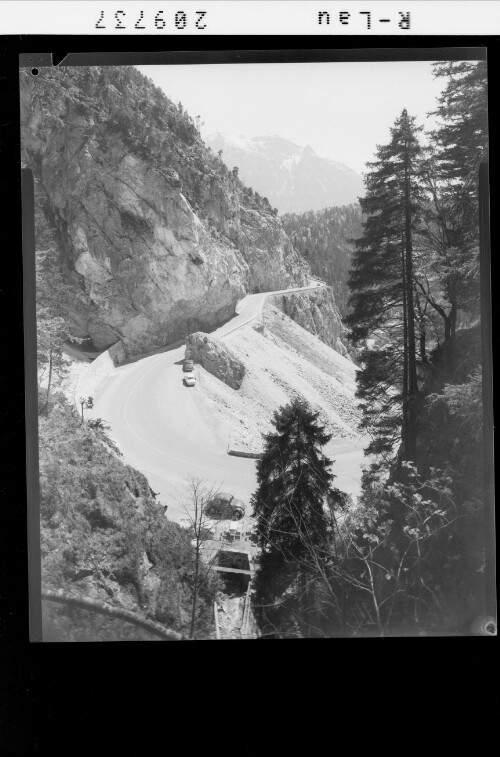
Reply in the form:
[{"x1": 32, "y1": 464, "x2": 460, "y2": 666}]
[
  {"x1": 253, "y1": 463, "x2": 464, "y2": 637},
  {"x1": 179, "y1": 477, "x2": 224, "y2": 639}
]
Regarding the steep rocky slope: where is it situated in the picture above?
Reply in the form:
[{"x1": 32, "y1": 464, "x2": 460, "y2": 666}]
[
  {"x1": 266, "y1": 286, "x2": 348, "y2": 357},
  {"x1": 21, "y1": 67, "x2": 309, "y2": 356},
  {"x1": 39, "y1": 399, "x2": 218, "y2": 640},
  {"x1": 188, "y1": 305, "x2": 360, "y2": 460}
]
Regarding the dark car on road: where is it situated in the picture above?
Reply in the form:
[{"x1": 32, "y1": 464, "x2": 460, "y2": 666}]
[
  {"x1": 183, "y1": 359, "x2": 194, "y2": 372},
  {"x1": 205, "y1": 493, "x2": 246, "y2": 520}
]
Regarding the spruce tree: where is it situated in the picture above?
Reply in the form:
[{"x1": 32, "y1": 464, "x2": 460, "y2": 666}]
[
  {"x1": 35, "y1": 200, "x2": 74, "y2": 414},
  {"x1": 253, "y1": 399, "x2": 334, "y2": 553},
  {"x1": 430, "y1": 61, "x2": 488, "y2": 199},
  {"x1": 419, "y1": 61, "x2": 488, "y2": 352},
  {"x1": 346, "y1": 110, "x2": 425, "y2": 461},
  {"x1": 252, "y1": 398, "x2": 343, "y2": 636}
]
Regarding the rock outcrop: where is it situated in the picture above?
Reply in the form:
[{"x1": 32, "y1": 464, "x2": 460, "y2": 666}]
[
  {"x1": 39, "y1": 402, "x2": 213, "y2": 640},
  {"x1": 266, "y1": 286, "x2": 350, "y2": 358},
  {"x1": 20, "y1": 67, "x2": 309, "y2": 356},
  {"x1": 185, "y1": 332, "x2": 246, "y2": 389}
]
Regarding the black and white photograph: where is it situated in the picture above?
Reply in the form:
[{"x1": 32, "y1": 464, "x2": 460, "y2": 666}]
[{"x1": 20, "y1": 51, "x2": 493, "y2": 639}]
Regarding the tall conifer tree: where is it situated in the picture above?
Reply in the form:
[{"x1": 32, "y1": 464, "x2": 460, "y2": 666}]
[
  {"x1": 418, "y1": 61, "x2": 488, "y2": 356},
  {"x1": 252, "y1": 399, "x2": 342, "y2": 636},
  {"x1": 35, "y1": 199, "x2": 75, "y2": 413},
  {"x1": 346, "y1": 110, "x2": 425, "y2": 461}
]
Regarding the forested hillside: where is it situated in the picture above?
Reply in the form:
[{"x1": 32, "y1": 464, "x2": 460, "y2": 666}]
[
  {"x1": 282, "y1": 205, "x2": 363, "y2": 316},
  {"x1": 252, "y1": 60, "x2": 491, "y2": 638}
]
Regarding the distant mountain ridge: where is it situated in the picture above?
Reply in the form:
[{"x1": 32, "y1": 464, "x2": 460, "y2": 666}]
[{"x1": 206, "y1": 133, "x2": 365, "y2": 214}]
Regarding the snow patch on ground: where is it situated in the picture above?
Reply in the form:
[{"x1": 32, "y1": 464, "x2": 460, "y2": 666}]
[
  {"x1": 282, "y1": 154, "x2": 301, "y2": 171},
  {"x1": 190, "y1": 306, "x2": 361, "y2": 453},
  {"x1": 38, "y1": 342, "x2": 105, "y2": 412},
  {"x1": 37, "y1": 352, "x2": 92, "y2": 407},
  {"x1": 210, "y1": 132, "x2": 259, "y2": 152}
]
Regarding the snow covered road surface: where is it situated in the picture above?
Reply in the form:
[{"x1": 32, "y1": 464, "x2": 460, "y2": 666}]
[
  {"x1": 91, "y1": 281, "x2": 367, "y2": 522},
  {"x1": 214, "y1": 279, "x2": 327, "y2": 337}
]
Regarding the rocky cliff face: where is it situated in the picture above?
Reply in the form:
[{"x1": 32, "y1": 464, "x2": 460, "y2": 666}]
[
  {"x1": 39, "y1": 402, "x2": 216, "y2": 640},
  {"x1": 266, "y1": 287, "x2": 349, "y2": 358},
  {"x1": 21, "y1": 67, "x2": 309, "y2": 355},
  {"x1": 185, "y1": 332, "x2": 246, "y2": 389}
]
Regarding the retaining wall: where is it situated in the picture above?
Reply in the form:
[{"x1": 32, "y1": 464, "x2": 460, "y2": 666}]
[{"x1": 227, "y1": 448, "x2": 263, "y2": 459}]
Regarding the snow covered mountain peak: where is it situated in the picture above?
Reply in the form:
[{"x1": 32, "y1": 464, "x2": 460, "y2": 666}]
[{"x1": 206, "y1": 133, "x2": 364, "y2": 214}]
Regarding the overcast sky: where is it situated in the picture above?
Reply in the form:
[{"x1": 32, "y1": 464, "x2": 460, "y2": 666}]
[{"x1": 136, "y1": 61, "x2": 447, "y2": 175}]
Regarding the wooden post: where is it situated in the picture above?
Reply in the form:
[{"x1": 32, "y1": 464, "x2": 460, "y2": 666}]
[
  {"x1": 241, "y1": 580, "x2": 252, "y2": 638},
  {"x1": 214, "y1": 601, "x2": 221, "y2": 639},
  {"x1": 479, "y1": 162, "x2": 495, "y2": 625}
]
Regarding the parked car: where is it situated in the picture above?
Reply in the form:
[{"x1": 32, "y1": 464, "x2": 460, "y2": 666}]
[
  {"x1": 205, "y1": 492, "x2": 246, "y2": 520},
  {"x1": 184, "y1": 372, "x2": 196, "y2": 387},
  {"x1": 183, "y1": 359, "x2": 194, "y2": 372}
]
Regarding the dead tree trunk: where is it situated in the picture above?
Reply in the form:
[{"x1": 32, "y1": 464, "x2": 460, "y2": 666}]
[
  {"x1": 42, "y1": 588, "x2": 185, "y2": 640},
  {"x1": 44, "y1": 347, "x2": 53, "y2": 415},
  {"x1": 404, "y1": 144, "x2": 418, "y2": 460},
  {"x1": 401, "y1": 234, "x2": 409, "y2": 458},
  {"x1": 190, "y1": 544, "x2": 200, "y2": 639}
]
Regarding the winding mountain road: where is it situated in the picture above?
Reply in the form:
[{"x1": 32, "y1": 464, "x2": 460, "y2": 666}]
[{"x1": 91, "y1": 280, "x2": 366, "y2": 521}]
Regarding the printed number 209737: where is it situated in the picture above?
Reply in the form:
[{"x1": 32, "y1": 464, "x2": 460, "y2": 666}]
[{"x1": 95, "y1": 10, "x2": 207, "y2": 30}]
